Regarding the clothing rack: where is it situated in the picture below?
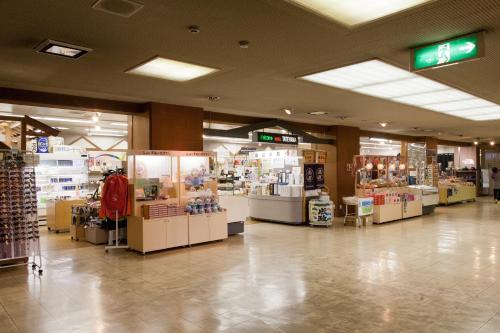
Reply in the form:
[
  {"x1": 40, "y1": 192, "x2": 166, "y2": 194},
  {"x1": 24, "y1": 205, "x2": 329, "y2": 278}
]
[
  {"x1": 103, "y1": 168, "x2": 128, "y2": 253},
  {"x1": 0, "y1": 150, "x2": 43, "y2": 274}
]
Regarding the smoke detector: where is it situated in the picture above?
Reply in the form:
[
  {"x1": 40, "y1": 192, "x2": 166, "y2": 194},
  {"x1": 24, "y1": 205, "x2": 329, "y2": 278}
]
[{"x1": 92, "y1": 0, "x2": 144, "y2": 18}]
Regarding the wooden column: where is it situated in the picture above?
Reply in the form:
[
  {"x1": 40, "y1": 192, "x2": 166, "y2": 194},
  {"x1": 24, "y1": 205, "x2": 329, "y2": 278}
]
[
  {"x1": 146, "y1": 103, "x2": 203, "y2": 151},
  {"x1": 334, "y1": 126, "x2": 360, "y2": 215}
]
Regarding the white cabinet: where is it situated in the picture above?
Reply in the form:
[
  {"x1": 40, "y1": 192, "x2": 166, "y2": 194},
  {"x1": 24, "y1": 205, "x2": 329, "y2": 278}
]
[
  {"x1": 166, "y1": 215, "x2": 189, "y2": 248},
  {"x1": 188, "y1": 214, "x2": 210, "y2": 245},
  {"x1": 208, "y1": 212, "x2": 228, "y2": 241}
]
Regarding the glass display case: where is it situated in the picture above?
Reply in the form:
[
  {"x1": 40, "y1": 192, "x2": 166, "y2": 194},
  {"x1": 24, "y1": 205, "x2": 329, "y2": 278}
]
[{"x1": 354, "y1": 155, "x2": 408, "y2": 189}]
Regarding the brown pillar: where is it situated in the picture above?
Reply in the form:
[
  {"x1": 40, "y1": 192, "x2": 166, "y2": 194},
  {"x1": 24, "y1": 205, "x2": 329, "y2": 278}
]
[
  {"x1": 334, "y1": 126, "x2": 360, "y2": 215},
  {"x1": 145, "y1": 102, "x2": 204, "y2": 151}
]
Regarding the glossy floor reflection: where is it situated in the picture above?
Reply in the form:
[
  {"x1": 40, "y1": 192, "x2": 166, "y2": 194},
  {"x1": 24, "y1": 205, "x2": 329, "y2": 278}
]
[{"x1": 2, "y1": 199, "x2": 500, "y2": 332}]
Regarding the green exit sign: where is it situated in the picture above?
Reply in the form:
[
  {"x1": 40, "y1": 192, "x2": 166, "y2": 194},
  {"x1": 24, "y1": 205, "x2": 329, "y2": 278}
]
[{"x1": 411, "y1": 32, "x2": 484, "y2": 72}]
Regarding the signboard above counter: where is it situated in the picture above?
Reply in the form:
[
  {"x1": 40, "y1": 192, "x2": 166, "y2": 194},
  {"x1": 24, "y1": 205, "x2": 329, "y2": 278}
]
[{"x1": 411, "y1": 31, "x2": 484, "y2": 72}]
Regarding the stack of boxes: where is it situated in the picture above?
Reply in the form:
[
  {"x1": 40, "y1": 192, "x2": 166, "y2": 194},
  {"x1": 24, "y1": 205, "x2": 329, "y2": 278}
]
[{"x1": 143, "y1": 204, "x2": 186, "y2": 219}]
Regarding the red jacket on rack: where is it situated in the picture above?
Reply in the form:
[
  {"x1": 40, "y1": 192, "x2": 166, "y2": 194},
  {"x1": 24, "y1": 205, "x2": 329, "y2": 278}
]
[{"x1": 99, "y1": 174, "x2": 131, "y2": 220}]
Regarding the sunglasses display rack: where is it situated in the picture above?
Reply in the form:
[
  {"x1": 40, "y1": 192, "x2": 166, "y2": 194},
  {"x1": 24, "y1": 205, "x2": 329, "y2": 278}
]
[{"x1": 0, "y1": 150, "x2": 43, "y2": 274}]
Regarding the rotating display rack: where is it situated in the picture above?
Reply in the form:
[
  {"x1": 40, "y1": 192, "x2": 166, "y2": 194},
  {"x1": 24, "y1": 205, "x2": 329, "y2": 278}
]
[{"x1": 0, "y1": 150, "x2": 43, "y2": 274}]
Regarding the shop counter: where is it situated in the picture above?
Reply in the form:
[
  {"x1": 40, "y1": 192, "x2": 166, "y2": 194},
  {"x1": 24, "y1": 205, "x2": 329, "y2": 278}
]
[
  {"x1": 438, "y1": 185, "x2": 476, "y2": 205},
  {"x1": 248, "y1": 194, "x2": 304, "y2": 224},
  {"x1": 219, "y1": 195, "x2": 249, "y2": 223},
  {"x1": 127, "y1": 211, "x2": 228, "y2": 254},
  {"x1": 373, "y1": 203, "x2": 402, "y2": 224}
]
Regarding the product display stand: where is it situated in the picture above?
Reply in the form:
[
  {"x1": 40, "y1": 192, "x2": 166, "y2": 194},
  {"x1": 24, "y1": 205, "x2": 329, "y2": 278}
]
[
  {"x1": 105, "y1": 210, "x2": 128, "y2": 252},
  {"x1": 0, "y1": 150, "x2": 43, "y2": 274}
]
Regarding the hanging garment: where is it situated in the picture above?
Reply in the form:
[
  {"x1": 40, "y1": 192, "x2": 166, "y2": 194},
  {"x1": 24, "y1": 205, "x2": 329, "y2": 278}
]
[{"x1": 99, "y1": 174, "x2": 131, "y2": 220}]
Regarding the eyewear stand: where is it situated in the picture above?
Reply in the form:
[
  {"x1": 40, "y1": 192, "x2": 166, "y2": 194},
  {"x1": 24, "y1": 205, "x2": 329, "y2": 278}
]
[{"x1": 0, "y1": 150, "x2": 43, "y2": 275}]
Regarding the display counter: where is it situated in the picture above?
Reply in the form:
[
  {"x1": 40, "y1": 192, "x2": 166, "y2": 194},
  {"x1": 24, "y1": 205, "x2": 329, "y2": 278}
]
[
  {"x1": 47, "y1": 199, "x2": 87, "y2": 232},
  {"x1": 438, "y1": 185, "x2": 476, "y2": 205},
  {"x1": 248, "y1": 194, "x2": 304, "y2": 224},
  {"x1": 356, "y1": 186, "x2": 422, "y2": 224},
  {"x1": 409, "y1": 185, "x2": 438, "y2": 214}
]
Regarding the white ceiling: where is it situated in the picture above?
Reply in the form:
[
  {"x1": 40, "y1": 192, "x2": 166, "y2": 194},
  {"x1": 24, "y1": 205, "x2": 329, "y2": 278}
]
[{"x1": 0, "y1": 0, "x2": 499, "y2": 143}]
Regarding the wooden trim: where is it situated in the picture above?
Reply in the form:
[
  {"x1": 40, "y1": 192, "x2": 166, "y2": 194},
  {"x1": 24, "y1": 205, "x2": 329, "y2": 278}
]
[
  {"x1": 108, "y1": 139, "x2": 127, "y2": 151},
  {"x1": 437, "y1": 139, "x2": 473, "y2": 147},
  {"x1": 0, "y1": 87, "x2": 145, "y2": 114},
  {"x1": 68, "y1": 136, "x2": 101, "y2": 151}
]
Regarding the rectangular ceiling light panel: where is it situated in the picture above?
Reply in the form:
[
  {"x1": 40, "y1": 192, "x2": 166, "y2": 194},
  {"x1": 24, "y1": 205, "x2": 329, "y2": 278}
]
[
  {"x1": 127, "y1": 56, "x2": 219, "y2": 82},
  {"x1": 298, "y1": 59, "x2": 499, "y2": 121},
  {"x1": 287, "y1": 0, "x2": 433, "y2": 27}
]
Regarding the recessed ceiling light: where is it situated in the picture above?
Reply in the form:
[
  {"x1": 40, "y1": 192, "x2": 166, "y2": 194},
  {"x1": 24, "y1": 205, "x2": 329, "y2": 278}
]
[
  {"x1": 379, "y1": 122, "x2": 388, "y2": 127},
  {"x1": 283, "y1": 108, "x2": 292, "y2": 115},
  {"x1": 126, "y1": 56, "x2": 219, "y2": 82},
  {"x1": 473, "y1": 140, "x2": 479, "y2": 145},
  {"x1": 286, "y1": 0, "x2": 433, "y2": 27},
  {"x1": 490, "y1": 141, "x2": 495, "y2": 146},
  {"x1": 298, "y1": 59, "x2": 500, "y2": 122},
  {"x1": 35, "y1": 39, "x2": 91, "y2": 59},
  {"x1": 308, "y1": 111, "x2": 328, "y2": 115}
]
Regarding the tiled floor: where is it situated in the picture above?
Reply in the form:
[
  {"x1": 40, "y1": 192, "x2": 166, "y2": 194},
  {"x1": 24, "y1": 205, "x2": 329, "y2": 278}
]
[{"x1": 1, "y1": 199, "x2": 500, "y2": 332}]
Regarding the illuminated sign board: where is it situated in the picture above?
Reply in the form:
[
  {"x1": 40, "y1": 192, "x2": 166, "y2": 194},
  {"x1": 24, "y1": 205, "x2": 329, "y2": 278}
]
[
  {"x1": 411, "y1": 32, "x2": 484, "y2": 72},
  {"x1": 253, "y1": 132, "x2": 299, "y2": 145}
]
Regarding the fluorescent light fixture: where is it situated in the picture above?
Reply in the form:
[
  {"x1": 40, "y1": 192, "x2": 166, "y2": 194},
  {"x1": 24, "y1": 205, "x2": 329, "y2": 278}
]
[
  {"x1": 298, "y1": 59, "x2": 500, "y2": 121},
  {"x1": 369, "y1": 138, "x2": 387, "y2": 142},
  {"x1": 88, "y1": 132, "x2": 126, "y2": 137},
  {"x1": 286, "y1": 0, "x2": 433, "y2": 27},
  {"x1": 89, "y1": 128, "x2": 128, "y2": 134},
  {"x1": 393, "y1": 89, "x2": 474, "y2": 106},
  {"x1": 127, "y1": 56, "x2": 219, "y2": 82},
  {"x1": 35, "y1": 39, "x2": 91, "y2": 59},
  {"x1": 0, "y1": 112, "x2": 22, "y2": 117},
  {"x1": 55, "y1": 127, "x2": 69, "y2": 130},
  {"x1": 308, "y1": 111, "x2": 329, "y2": 115},
  {"x1": 111, "y1": 122, "x2": 128, "y2": 127},
  {"x1": 32, "y1": 116, "x2": 92, "y2": 124},
  {"x1": 426, "y1": 98, "x2": 495, "y2": 112},
  {"x1": 0, "y1": 103, "x2": 13, "y2": 112},
  {"x1": 355, "y1": 77, "x2": 447, "y2": 98}
]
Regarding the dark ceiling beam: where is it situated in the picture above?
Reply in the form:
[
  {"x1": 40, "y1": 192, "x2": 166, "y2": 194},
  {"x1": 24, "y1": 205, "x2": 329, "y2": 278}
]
[
  {"x1": 0, "y1": 87, "x2": 145, "y2": 114},
  {"x1": 24, "y1": 115, "x2": 59, "y2": 137},
  {"x1": 203, "y1": 111, "x2": 332, "y2": 134},
  {"x1": 204, "y1": 118, "x2": 335, "y2": 145}
]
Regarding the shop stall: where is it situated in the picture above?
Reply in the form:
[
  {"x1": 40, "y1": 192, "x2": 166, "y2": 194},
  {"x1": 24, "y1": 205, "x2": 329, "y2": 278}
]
[
  {"x1": 353, "y1": 155, "x2": 423, "y2": 224},
  {"x1": 438, "y1": 178, "x2": 476, "y2": 205},
  {"x1": 437, "y1": 145, "x2": 478, "y2": 204},
  {"x1": 126, "y1": 151, "x2": 228, "y2": 254}
]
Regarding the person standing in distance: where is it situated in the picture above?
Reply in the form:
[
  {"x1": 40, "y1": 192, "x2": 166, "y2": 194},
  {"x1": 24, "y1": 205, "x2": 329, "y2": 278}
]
[{"x1": 492, "y1": 167, "x2": 500, "y2": 204}]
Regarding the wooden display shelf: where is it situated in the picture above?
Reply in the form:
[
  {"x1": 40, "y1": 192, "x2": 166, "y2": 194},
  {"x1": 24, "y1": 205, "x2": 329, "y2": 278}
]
[
  {"x1": 438, "y1": 185, "x2": 476, "y2": 205},
  {"x1": 47, "y1": 199, "x2": 86, "y2": 233},
  {"x1": 128, "y1": 211, "x2": 228, "y2": 254}
]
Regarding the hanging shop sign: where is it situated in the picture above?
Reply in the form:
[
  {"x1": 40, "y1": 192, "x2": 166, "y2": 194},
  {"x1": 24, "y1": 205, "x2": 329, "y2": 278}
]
[
  {"x1": 36, "y1": 137, "x2": 49, "y2": 153},
  {"x1": 411, "y1": 32, "x2": 484, "y2": 72},
  {"x1": 253, "y1": 132, "x2": 299, "y2": 145},
  {"x1": 304, "y1": 163, "x2": 325, "y2": 190}
]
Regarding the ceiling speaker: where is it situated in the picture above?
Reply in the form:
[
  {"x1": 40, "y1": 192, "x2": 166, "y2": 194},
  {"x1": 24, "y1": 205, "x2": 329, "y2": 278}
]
[{"x1": 92, "y1": 0, "x2": 144, "y2": 18}]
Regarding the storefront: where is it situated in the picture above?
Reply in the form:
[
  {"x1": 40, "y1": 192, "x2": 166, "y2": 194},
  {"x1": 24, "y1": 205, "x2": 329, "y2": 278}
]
[{"x1": 204, "y1": 120, "x2": 335, "y2": 225}]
